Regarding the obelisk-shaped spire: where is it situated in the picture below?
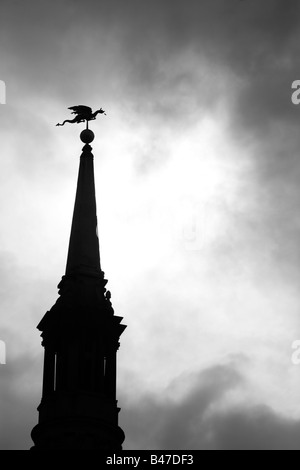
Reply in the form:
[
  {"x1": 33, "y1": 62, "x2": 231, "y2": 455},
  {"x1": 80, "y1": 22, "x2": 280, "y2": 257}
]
[{"x1": 66, "y1": 129, "x2": 101, "y2": 276}]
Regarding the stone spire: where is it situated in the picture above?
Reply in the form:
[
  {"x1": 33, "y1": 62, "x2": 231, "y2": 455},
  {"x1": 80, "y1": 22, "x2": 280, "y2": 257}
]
[
  {"x1": 31, "y1": 128, "x2": 126, "y2": 450},
  {"x1": 66, "y1": 129, "x2": 101, "y2": 276}
]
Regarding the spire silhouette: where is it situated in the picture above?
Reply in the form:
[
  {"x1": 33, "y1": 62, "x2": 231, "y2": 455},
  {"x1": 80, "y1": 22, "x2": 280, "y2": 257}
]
[
  {"x1": 66, "y1": 135, "x2": 101, "y2": 276},
  {"x1": 31, "y1": 126, "x2": 126, "y2": 450}
]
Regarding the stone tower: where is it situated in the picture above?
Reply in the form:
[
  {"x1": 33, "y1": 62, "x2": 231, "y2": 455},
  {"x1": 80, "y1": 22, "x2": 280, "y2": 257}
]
[{"x1": 31, "y1": 129, "x2": 126, "y2": 450}]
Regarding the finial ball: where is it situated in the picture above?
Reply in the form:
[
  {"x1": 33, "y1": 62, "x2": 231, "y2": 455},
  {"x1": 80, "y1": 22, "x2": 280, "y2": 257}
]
[{"x1": 80, "y1": 129, "x2": 95, "y2": 143}]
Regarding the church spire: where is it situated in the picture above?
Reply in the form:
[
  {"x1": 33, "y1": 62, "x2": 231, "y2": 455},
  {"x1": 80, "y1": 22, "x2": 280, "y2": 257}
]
[
  {"x1": 66, "y1": 129, "x2": 101, "y2": 276},
  {"x1": 31, "y1": 124, "x2": 126, "y2": 450}
]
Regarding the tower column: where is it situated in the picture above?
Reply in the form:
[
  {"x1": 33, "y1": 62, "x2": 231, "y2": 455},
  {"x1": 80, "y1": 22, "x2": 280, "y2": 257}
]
[
  {"x1": 42, "y1": 346, "x2": 55, "y2": 397},
  {"x1": 105, "y1": 349, "x2": 117, "y2": 401}
]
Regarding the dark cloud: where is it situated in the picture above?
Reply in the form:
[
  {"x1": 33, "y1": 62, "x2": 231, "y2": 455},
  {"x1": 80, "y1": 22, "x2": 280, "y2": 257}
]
[
  {"x1": 77, "y1": 0, "x2": 300, "y2": 132},
  {"x1": 2, "y1": 0, "x2": 299, "y2": 136},
  {"x1": 121, "y1": 362, "x2": 300, "y2": 450}
]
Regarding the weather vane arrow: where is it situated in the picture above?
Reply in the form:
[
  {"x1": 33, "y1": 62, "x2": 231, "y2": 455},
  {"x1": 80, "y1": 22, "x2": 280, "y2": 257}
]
[{"x1": 56, "y1": 105, "x2": 106, "y2": 129}]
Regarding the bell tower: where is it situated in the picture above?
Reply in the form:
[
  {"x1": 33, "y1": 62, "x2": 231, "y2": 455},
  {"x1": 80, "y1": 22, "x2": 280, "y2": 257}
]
[{"x1": 31, "y1": 127, "x2": 126, "y2": 450}]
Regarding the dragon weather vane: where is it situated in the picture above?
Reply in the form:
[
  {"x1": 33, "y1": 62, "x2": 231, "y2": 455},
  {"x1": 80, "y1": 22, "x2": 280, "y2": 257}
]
[{"x1": 56, "y1": 105, "x2": 106, "y2": 128}]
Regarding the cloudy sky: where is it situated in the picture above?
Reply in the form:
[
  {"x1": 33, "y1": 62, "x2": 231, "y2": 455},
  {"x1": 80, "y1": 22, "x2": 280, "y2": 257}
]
[{"x1": 0, "y1": 0, "x2": 300, "y2": 450}]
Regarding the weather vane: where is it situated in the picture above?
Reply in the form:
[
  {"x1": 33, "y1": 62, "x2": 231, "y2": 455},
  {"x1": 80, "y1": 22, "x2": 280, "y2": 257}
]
[{"x1": 56, "y1": 105, "x2": 106, "y2": 129}]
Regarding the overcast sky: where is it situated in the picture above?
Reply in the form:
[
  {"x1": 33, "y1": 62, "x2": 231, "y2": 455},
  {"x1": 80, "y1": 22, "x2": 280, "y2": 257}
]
[{"x1": 1, "y1": 0, "x2": 300, "y2": 450}]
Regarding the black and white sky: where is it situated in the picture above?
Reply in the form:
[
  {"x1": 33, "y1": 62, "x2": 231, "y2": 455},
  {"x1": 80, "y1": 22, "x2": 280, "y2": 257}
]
[{"x1": 1, "y1": 0, "x2": 300, "y2": 450}]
